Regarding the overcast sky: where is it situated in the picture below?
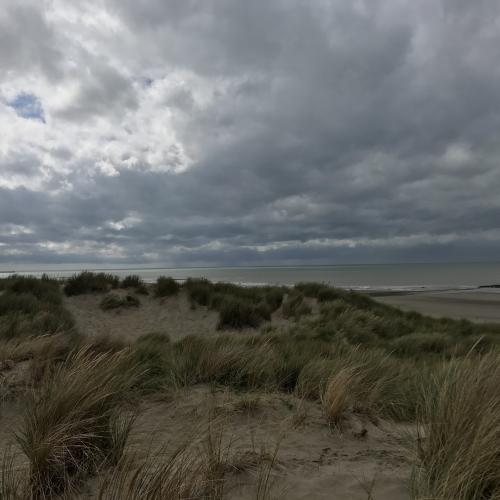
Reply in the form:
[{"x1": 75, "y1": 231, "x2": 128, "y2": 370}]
[{"x1": 1, "y1": 0, "x2": 500, "y2": 267}]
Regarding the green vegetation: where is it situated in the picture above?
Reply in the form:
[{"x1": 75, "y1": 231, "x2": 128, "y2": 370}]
[
  {"x1": 120, "y1": 275, "x2": 143, "y2": 289},
  {"x1": 184, "y1": 279, "x2": 284, "y2": 329},
  {"x1": 16, "y1": 348, "x2": 138, "y2": 498},
  {"x1": 100, "y1": 293, "x2": 140, "y2": 310},
  {"x1": 282, "y1": 292, "x2": 312, "y2": 320},
  {"x1": 414, "y1": 354, "x2": 500, "y2": 499},
  {"x1": 217, "y1": 299, "x2": 270, "y2": 329},
  {"x1": 0, "y1": 275, "x2": 74, "y2": 339},
  {"x1": 2, "y1": 276, "x2": 500, "y2": 499},
  {"x1": 120, "y1": 275, "x2": 149, "y2": 295},
  {"x1": 64, "y1": 271, "x2": 119, "y2": 296},
  {"x1": 154, "y1": 276, "x2": 180, "y2": 297}
]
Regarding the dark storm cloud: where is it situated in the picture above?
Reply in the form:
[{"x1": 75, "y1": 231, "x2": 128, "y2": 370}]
[{"x1": 1, "y1": 0, "x2": 500, "y2": 265}]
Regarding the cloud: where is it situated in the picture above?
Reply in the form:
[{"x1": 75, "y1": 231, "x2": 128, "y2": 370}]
[{"x1": 0, "y1": 0, "x2": 500, "y2": 266}]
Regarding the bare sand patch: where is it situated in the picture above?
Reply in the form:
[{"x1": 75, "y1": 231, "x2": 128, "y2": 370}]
[
  {"x1": 65, "y1": 289, "x2": 221, "y2": 342},
  {"x1": 124, "y1": 386, "x2": 412, "y2": 500}
]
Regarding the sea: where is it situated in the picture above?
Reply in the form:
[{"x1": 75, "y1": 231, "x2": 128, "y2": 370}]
[{"x1": 1, "y1": 262, "x2": 500, "y2": 292}]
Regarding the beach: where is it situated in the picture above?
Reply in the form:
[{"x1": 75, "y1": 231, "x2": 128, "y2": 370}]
[{"x1": 376, "y1": 288, "x2": 500, "y2": 323}]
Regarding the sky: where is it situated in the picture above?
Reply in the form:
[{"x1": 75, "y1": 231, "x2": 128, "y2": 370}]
[{"x1": 1, "y1": 0, "x2": 500, "y2": 268}]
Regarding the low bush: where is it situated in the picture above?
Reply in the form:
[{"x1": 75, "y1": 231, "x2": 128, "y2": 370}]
[
  {"x1": 264, "y1": 287, "x2": 285, "y2": 311},
  {"x1": 317, "y1": 288, "x2": 343, "y2": 302},
  {"x1": 0, "y1": 276, "x2": 74, "y2": 339},
  {"x1": 5, "y1": 275, "x2": 62, "y2": 304},
  {"x1": 217, "y1": 299, "x2": 268, "y2": 329},
  {"x1": 155, "y1": 276, "x2": 180, "y2": 298},
  {"x1": 64, "y1": 272, "x2": 119, "y2": 296},
  {"x1": 295, "y1": 282, "x2": 329, "y2": 298},
  {"x1": 184, "y1": 278, "x2": 213, "y2": 306},
  {"x1": 100, "y1": 293, "x2": 140, "y2": 311},
  {"x1": 120, "y1": 275, "x2": 143, "y2": 289},
  {"x1": 282, "y1": 293, "x2": 312, "y2": 320}
]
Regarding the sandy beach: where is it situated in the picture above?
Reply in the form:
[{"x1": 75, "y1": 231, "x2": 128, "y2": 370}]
[{"x1": 376, "y1": 288, "x2": 500, "y2": 323}]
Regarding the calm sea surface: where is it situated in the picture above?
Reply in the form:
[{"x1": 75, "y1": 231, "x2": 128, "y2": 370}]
[{"x1": 1, "y1": 263, "x2": 500, "y2": 291}]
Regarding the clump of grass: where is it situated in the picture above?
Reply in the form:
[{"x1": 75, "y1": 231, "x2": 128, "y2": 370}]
[
  {"x1": 64, "y1": 271, "x2": 119, "y2": 296},
  {"x1": 184, "y1": 278, "x2": 213, "y2": 306},
  {"x1": 100, "y1": 293, "x2": 140, "y2": 311},
  {"x1": 321, "y1": 367, "x2": 359, "y2": 426},
  {"x1": 294, "y1": 282, "x2": 330, "y2": 298},
  {"x1": 414, "y1": 353, "x2": 500, "y2": 499},
  {"x1": 127, "y1": 333, "x2": 173, "y2": 392},
  {"x1": 16, "y1": 348, "x2": 138, "y2": 498},
  {"x1": 317, "y1": 288, "x2": 343, "y2": 302},
  {"x1": 120, "y1": 275, "x2": 143, "y2": 289},
  {"x1": 264, "y1": 287, "x2": 285, "y2": 311},
  {"x1": 97, "y1": 444, "x2": 204, "y2": 500},
  {"x1": 217, "y1": 299, "x2": 269, "y2": 329},
  {"x1": 390, "y1": 332, "x2": 453, "y2": 357},
  {"x1": 154, "y1": 276, "x2": 180, "y2": 298},
  {"x1": 0, "y1": 276, "x2": 74, "y2": 340},
  {"x1": 4, "y1": 275, "x2": 62, "y2": 303},
  {"x1": 232, "y1": 393, "x2": 262, "y2": 414},
  {"x1": 282, "y1": 293, "x2": 311, "y2": 320},
  {"x1": 173, "y1": 335, "x2": 276, "y2": 390}
]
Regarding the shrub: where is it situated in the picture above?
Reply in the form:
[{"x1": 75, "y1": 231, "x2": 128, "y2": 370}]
[
  {"x1": 0, "y1": 293, "x2": 40, "y2": 317},
  {"x1": 6, "y1": 275, "x2": 61, "y2": 304},
  {"x1": 0, "y1": 279, "x2": 74, "y2": 339},
  {"x1": 264, "y1": 287, "x2": 285, "y2": 311},
  {"x1": 99, "y1": 293, "x2": 140, "y2": 311},
  {"x1": 64, "y1": 272, "x2": 119, "y2": 296},
  {"x1": 184, "y1": 278, "x2": 213, "y2": 306},
  {"x1": 282, "y1": 293, "x2": 311, "y2": 320},
  {"x1": 155, "y1": 277, "x2": 180, "y2": 298},
  {"x1": 217, "y1": 299, "x2": 267, "y2": 330},
  {"x1": 135, "y1": 283, "x2": 149, "y2": 295},
  {"x1": 295, "y1": 282, "x2": 329, "y2": 298},
  {"x1": 120, "y1": 275, "x2": 143, "y2": 289},
  {"x1": 317, "y1": 288, "x2": 342, "y2": 302}
]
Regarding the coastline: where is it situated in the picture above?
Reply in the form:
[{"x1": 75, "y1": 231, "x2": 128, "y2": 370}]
[{"x1": 374, "y1": 287, "x2": 500, "y2": 323}]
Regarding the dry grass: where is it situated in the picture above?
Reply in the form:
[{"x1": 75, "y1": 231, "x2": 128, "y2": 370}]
[
  {"x1": 98, "y1": 419, "x2": 232, "y2": 500},
  {"x1": 413, "y1": 353, "x2": 500, "y2": 499},
  {"x1": 15, "y1": 347, "x2": 138, "y2": 498},
  {"x1": 321, "y1": 367, "x2": 359, "y2": 426},
  {"x1": 97, "y1": 445, "x2": 204, "y2": 500}
]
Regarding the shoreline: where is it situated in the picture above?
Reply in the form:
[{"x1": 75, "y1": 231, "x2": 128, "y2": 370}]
[{"x1": 375, "y1": 287, "x2": 500, "y2": 323}]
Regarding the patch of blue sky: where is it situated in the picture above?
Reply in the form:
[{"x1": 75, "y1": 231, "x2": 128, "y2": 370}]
[{"x1": 8, "y1": 92, "x2": 46, "y2": 123}]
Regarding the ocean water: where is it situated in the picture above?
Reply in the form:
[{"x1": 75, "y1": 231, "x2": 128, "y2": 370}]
[{"x1": 1, "y1": 262, "x2": 500, "y2": 291}]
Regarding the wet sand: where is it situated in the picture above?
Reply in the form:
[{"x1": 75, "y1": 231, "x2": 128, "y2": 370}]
[{"x1": 376, "y1": 288, "x2": 500, "y2": 323}]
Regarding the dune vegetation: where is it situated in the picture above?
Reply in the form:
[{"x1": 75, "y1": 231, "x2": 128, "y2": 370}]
[{"x1": 0, "y1": 272, "x2": 499, "y2": 499}]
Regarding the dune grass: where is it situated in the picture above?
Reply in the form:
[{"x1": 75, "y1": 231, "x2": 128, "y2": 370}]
[
  {"x1": 2, "y1": 276, "x2": 500, "y2": 499},
  {"x1": 413, "y1": 353, "x2": 500, "y2": 500},
  {"x1": 0, "y1": 275, "x2": 74, "y2": 340},
  {"x1": 154, "y1": 276, "x2": 180, "y2": 298},
  {"x1": 63, "y1": 271, "x2": 120, "y2": 296},
  {"x1": 15, "y1": 348, "x2": 139, "y2": 498},
  {"x1": 100, "y1": 293, "x2": 140, "y2": 310}
]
